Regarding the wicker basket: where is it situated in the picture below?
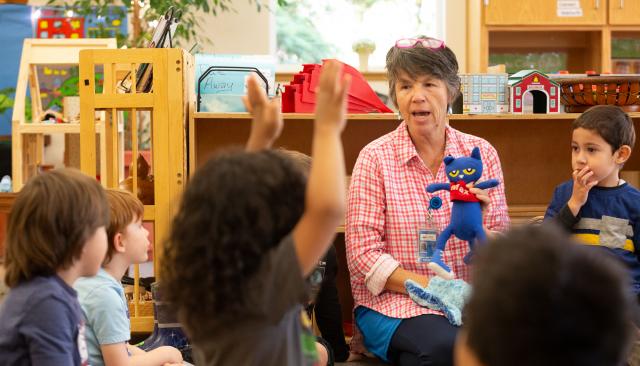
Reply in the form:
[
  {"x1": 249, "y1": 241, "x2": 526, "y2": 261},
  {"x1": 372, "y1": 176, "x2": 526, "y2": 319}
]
[{"x1": 553, "y1": 76, "x2": 640, "y2": 113}]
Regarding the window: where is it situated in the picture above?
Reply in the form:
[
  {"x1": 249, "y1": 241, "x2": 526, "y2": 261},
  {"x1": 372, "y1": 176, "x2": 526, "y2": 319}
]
[
  {"x1": 276, "y1": 0, "x2": 445, "y2": 68},
  {"x1": 516, "y1": 86, "x2": 521, "y2": 96}
]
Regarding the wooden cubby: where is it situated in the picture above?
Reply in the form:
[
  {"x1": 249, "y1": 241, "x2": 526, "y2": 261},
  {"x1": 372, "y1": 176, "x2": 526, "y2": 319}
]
[
  {"x1": 79, "y1": 48, "x2": 194, "y2": 333},
  {"x1": 468, "y1": 0, "x2": 640, "y2": 73},
  {"x1": 10, "y1": 38, "x2": 116, "y2": 191},
  {"x1": 191, "y1": 112, "x2": 640, "y2": 214}
]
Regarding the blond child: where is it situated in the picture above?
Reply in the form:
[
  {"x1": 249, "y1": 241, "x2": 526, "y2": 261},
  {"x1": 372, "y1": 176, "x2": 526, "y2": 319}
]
[
  {"x1": 0, "y1": 168, "x2": 110, "y2": 365},
  {"x1": 74, "y1": 189, "x2": 183, "y2": 366},
  {"x1": 544, "y1": 105, "x2": 640, "y2": 294},
  {"x1": 160, "y1": 60, "x2": 350, "y2": 366}
]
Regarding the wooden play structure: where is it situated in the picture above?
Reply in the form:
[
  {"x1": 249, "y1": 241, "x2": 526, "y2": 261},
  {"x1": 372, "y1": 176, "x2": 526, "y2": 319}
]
[
  {"x1": 78, "y1": 47, "x2": 193, "y2": 332},
  {"x1": 11, "y1": 38, "x2": 116, "y2": 191}
]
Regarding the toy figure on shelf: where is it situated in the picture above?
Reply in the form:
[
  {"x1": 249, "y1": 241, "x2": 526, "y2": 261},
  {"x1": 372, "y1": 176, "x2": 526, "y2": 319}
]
[
  {"x1": 119, "y1": 154, "x2": 154, "y2": 205},
  {"x1": 508, "y1": 69, "x2": 561, "y2": 114},
  {"x1": 426, "y1": 147, "x2": 499, "y2": 279}
]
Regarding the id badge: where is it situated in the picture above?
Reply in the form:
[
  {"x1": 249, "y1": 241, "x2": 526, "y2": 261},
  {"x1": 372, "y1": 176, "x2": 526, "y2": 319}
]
[{"x1": 417, "y1": 227, "x2": 438, "y2": 263}]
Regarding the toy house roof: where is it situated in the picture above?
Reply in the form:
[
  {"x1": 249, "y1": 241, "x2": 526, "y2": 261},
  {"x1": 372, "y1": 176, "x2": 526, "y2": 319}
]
[{"x1": 508, "y1": 69, "x2": 560, "y2": 87}]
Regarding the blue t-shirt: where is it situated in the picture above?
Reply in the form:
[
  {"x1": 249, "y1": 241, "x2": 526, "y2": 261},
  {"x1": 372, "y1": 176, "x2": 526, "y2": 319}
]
[
  {"x1": 354, "y1": 306, "x2": 402, "y2": 362},
  {"x1": 0, "y1": 275, "x2": 89, "y2": 366},
  {"x1": 545, "y1": 181, "x2": 640, "y2": 293},
  {"x1": 75, "y1": 268, "x2": 131, "y2": 366}
]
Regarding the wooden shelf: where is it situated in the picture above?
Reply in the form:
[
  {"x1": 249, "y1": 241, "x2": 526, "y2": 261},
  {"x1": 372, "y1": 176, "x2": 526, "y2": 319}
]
[
  {"x1": 142, "y1": 205, "x2": 155, "y2": 221},
  {"x1": 191, "y1": 112, "x2": 640, "y2": 209},
  {"x1": 15, "y1": 122, "x2": 104, "y2": 134},
  {"x1": 195, "y1": 112, "x2": 640, "y2": 121},
  {"x1": 130, "y1": 316, "x2": 154, "y2": 334},
  {"x1": 193, "y1": 112, "x2": 398, "y2": 120},
  {"x1": 16, "y1": 123, "x2": 81, "y2": 134}
]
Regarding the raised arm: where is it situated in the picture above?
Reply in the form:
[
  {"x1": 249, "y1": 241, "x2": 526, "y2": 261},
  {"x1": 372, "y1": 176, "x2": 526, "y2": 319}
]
[
  {"x1": 293, "y1": 61, "x2": 351, "y2": 276},
  {"x1": 244, "y1": 74, "x2": 283, "y2": 152}
]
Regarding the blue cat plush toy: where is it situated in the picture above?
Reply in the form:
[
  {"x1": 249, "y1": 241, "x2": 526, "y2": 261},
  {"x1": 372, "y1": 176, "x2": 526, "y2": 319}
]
[{"x1": 426, "y1": 147, "x2": 499, "y2": 279}]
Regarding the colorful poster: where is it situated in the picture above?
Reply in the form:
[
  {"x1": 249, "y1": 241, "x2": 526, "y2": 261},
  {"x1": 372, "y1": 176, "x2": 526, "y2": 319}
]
[{"x1": 0, "y1": 4, "x2": 33, "y2": 136}]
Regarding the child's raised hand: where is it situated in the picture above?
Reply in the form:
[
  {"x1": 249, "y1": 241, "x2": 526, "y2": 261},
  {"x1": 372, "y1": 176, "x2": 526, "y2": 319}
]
[
  {"x1": 568, "y1": 166, "x2": 598, "y2": 215},
  {"x1": 244, "y1": 74, "x2": 283, "y2": 151},
  {"x1": 314, "y1": 60, "x2": 351, "y2": 133}
]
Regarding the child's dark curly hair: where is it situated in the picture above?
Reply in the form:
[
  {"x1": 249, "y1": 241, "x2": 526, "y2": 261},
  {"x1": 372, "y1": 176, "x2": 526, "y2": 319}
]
[
  {"x1": 161, "y1": 148, "x2": 306, "y2": 335},
  {"x1": 465, "y1": 225, "x2": 636, "y2": 366}
]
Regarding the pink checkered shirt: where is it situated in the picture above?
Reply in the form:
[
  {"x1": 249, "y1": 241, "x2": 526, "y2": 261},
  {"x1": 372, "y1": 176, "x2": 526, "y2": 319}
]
[{"x1": 346, "y1": 121, "x2": 510, "y2": 320}]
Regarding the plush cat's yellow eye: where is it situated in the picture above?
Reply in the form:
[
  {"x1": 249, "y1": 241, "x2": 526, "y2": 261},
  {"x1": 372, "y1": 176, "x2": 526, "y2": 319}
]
[
  {"x1": 449, "y1": 170, "x2": 459, "y2": 177},
  {"x1": 463, "y1": 168, "x2": 476, "y2": 175}
]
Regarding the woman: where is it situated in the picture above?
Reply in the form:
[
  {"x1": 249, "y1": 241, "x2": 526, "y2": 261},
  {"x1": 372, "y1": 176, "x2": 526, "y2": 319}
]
[{"x1": 346, "y1": 37, "x2": 509, "y2": 366}]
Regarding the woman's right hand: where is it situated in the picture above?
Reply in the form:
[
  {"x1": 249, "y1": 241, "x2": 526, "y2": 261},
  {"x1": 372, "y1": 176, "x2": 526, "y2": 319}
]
[{"x1": 314, "y1": 60, "x2": 351, "y2": 133}]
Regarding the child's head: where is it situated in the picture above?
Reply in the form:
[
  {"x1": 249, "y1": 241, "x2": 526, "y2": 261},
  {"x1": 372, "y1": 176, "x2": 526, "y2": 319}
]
[
  {"x1": 161, "y1": 149, "x2": 306, "y2": 334},
  {"x1": 279, "y1": 148, "x2": 312, "y2": 177},
  {"x1": 104, "y1": 189, "x2": 148, "y2": 266},
  {"x1": 571, "y1": 105, "x2": 635, "y2": 184},
  {"x1": 456, "y1": 225, "x2": 636, "y2": 366},
  {"x1": 4, "y1": 169, "x2": 109, "y2": 287}
]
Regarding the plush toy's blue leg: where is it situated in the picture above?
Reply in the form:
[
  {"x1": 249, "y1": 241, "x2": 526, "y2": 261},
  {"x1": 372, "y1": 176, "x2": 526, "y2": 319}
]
[
  {"x1": 463, "y1": 241, "x2": 475, "y2": 265},
  {"x1": 464, "y1": 227, "x2": 488, "y2": 265},
  {"x1": 428, "y1": 226, "x2": 455, "y2": 279}
]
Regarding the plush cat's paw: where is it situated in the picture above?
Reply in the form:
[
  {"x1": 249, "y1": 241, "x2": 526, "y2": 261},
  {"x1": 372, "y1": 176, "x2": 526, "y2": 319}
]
[{"x1": 463, "y1": 250, "x2": 474, "y2": 265}]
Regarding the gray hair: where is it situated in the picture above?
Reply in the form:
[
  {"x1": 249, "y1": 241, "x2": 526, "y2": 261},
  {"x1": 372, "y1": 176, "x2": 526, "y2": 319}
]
[{"x1": 386, "y1": 36, "x2": 460, "y2": 107}]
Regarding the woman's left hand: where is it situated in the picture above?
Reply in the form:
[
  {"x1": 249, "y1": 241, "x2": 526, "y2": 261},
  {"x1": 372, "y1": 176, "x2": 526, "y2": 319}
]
[{"x1": 467, "y1": 182, "x2": 490, "y2": 213}]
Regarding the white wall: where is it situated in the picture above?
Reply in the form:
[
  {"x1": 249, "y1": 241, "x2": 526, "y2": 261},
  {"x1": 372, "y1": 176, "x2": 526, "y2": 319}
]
[{"x1": 195, "y1": 1, "x2": 275, "y2": 55}]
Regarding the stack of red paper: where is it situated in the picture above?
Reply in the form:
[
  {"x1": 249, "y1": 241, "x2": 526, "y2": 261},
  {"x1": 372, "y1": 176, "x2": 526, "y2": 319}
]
[{"x1": 282, "y1": 59, "x2": 393, "y2": 113}]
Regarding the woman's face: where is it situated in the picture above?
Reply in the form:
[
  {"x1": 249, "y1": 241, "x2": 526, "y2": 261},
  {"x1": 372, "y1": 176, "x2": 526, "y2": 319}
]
[{"x1": 394, "y1": 70, "x2": 450, "y2": 136}]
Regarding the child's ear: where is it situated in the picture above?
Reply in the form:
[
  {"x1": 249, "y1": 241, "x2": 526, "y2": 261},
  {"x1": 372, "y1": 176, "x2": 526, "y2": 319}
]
[
  {"x1": 113, "y1": 232, "x2": 126, "y2": 253},
  {"x1": 615, "y1": 145, "x2": 632, "y2": 165}
]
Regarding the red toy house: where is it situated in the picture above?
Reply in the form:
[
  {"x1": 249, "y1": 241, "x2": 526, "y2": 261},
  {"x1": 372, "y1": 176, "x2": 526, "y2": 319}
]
[{"x1": 508, "y1": 70, "x2": 560, "y2": 114}]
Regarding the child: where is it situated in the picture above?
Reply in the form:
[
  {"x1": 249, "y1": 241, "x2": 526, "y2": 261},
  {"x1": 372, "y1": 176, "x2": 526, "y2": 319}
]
[
  {"x1": 454, "y1": 225, "x2": 637, "y2": 366},
  {"x1": 161, "y1": 60, "x2": 350, "y2": 366},
  {"x1": 544, "y1": 105, "x2": 640, "y2": 295},
  {"x1": 281, "y1": 148, "x2": 354, "y2": 364},
  {"x1": 0, "y1": 168, "x2": 110, "y2": 365},
  {"x1": 74, "y1": 189, "x2": 183, "y2": 366}
]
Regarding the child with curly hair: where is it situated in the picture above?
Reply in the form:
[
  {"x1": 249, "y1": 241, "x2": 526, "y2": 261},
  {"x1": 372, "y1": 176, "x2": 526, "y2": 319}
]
[{"x1": 161, "y1": 60, "x2": 350, "y2": 366}]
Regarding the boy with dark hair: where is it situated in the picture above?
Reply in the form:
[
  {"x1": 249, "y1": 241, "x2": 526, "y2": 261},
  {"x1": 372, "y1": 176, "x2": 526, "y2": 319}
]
[
  {"x1": 455, "y1": 225, "x2": 637, "y2": 366},
  {"x1": 75, "y1": 189, "x2": 182, "y2": 366},
  {"x1": 0, "y1": 168, "x2": 110, "y2": 365},
  {"x1": 545, "y1": 105, "x2": 640, "y2": 294}
]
